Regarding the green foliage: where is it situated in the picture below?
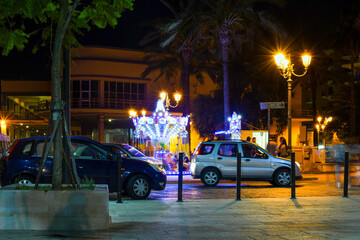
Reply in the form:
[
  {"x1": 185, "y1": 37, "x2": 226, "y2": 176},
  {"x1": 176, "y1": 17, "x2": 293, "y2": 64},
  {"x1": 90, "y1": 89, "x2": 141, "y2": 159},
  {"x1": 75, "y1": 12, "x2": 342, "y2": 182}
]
[
  {"x1": 14, "y1": 176, "x2": 95, "y2": 191},
  {"x1": 80, "y1": 176, "x2": 95, "y2": 190},
  {"x1": 0, "y1": 0, "x2": 134, "y2": 55},
  {"x1": 0, "y1": 28, "x2": 29, "y2": 55},
  {"x1": 0, "y1": 0, "x2": 49, "y2": 55}
]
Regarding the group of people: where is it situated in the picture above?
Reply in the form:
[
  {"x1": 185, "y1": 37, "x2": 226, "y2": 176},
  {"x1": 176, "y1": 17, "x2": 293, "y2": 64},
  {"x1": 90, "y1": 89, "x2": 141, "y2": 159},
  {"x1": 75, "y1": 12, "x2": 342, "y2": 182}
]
[
  {"x1": 246, "y1": 136, "x2": 258, "y2": 145},
  {"x1": 247, "y1": 135, "x2": 289, "y2": 158},
  {"x1": 144, "y1": 140, "x2": 190, "y2": 171}
]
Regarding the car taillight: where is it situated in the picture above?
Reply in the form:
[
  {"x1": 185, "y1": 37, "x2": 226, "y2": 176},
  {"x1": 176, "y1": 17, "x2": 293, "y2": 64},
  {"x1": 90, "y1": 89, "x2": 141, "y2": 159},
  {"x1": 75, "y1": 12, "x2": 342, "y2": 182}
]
[{"x1": 2, "y1": 139, "x2": 19, "y2": 163}]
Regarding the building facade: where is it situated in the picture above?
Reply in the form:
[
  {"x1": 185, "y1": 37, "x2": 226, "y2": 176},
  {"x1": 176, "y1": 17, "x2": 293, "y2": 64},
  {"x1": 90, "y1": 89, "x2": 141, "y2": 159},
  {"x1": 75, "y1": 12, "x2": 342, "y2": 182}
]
[{"x1": 0, "y1": 46, "x2": 218, "y2": 154}]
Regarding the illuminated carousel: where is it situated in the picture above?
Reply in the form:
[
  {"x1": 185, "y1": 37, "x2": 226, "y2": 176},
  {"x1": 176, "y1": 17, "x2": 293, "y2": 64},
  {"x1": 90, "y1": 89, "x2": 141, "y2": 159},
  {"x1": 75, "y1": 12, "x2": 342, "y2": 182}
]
[{"x1": 130, "y1": 93, "x2": 189, "y2": 174}]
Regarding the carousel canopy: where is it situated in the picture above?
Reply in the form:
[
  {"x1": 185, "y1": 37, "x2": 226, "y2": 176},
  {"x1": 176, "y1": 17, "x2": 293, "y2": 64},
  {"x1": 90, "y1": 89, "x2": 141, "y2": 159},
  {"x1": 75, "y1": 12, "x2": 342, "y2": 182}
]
[{"x1": 131, "y1": 100, "x2": 189, "y2": 143}]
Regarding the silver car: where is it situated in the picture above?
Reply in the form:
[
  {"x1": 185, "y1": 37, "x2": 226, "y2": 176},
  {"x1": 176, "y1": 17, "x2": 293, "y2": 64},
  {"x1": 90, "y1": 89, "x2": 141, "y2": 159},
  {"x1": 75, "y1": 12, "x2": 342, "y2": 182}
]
[{"x1": 190, "y1": 140, "x2": 302, "y2": 187}]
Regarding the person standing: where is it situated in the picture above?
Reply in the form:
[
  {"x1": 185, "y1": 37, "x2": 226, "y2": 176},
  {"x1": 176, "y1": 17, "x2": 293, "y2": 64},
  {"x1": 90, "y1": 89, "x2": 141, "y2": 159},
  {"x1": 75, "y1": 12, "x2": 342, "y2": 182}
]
[
  {"x1": 267, "y1": 139, "x2": 277, "y2": 156},
  {"x1": 145, "y1": 140, "x2": 155, "y2": 157},
  {"x1": 278, "y1": 137, "x2": 288, "y2": 158}
]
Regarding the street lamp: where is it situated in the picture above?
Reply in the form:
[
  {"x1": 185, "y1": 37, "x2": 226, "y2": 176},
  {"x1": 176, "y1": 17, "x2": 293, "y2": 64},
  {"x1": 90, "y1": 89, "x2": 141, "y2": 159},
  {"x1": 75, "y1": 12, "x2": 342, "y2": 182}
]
[
  {"x1": 160, "y1": 91, "x2": 182, "y2": 110},
  {"x1": 129, "y1": 109, "x2": 137, "y2": 118},
  {"x1": 0, "y1": 120, "x2": 6, "y2": 135},
  {"x1": 315, "y1": 116, "x2": 332, "y2": 149},
  {"x1": 274, "y1": 53, "x2": 311, "y2": 151}
]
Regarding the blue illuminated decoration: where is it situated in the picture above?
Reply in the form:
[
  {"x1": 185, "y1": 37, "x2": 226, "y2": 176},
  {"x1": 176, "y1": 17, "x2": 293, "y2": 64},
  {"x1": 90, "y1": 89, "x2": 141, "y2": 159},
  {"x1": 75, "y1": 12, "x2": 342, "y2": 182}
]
[
  {"x1": 131, "y1": 99, "x2": 189, "y2": 144},
  {"x1": 215, "y1": 112, "x2": 241, "y2": 139},
  {"x1": 166, "y1": 171, "x2": 192, "y2": 175}
]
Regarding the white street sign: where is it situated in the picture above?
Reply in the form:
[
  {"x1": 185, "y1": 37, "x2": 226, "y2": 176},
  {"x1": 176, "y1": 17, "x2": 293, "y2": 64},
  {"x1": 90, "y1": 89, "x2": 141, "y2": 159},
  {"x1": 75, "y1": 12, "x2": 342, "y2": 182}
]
[{"x1": 260, "y1": 102, "x2": 285, "y2": 110}]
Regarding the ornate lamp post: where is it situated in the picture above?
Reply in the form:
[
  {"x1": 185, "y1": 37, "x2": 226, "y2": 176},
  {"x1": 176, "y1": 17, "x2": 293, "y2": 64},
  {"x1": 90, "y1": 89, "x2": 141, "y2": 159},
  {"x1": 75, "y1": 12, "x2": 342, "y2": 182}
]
[
  {"x1": 160, "y1": 91, "x2": 182, "y2": 110},
  {"x1": 315, "y1": 116, "x2": 332, "y2": 149},
  {"x1": 274, "y1": 53, "x2": 311, "y2": 151}
]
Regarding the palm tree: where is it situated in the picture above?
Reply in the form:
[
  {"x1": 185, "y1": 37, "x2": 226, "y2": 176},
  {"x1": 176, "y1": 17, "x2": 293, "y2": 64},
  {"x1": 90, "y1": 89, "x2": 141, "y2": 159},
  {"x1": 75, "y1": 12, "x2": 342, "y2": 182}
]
[
  {"x1": 141, "y1": 0, "x2": 215, "y2": 154},
  {"x1": 174, "y1": 0, "x2": 285, "y2": 130}
]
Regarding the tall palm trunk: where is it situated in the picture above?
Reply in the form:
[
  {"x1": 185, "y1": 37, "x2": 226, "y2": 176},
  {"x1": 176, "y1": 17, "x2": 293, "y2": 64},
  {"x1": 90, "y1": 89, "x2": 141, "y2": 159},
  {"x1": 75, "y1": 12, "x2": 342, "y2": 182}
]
[
  {"x1": 181, "y1": 45, "x2": 192, "y2": 116},
  {"x1": 350, "y1": 60, "x2": 356, "y2": 143},
  {"x1": 181, "y1": 45, "x2": 192, "y2": 154},
  {"x1": 220, "y1": 25, "x2": 231, "y2": 131},
  {"x1": 311, "y1": 73, "x2": 318, "y2": 146},
  {"x1": 222, "y1": 45, "x2": 230, "y2": 131}
]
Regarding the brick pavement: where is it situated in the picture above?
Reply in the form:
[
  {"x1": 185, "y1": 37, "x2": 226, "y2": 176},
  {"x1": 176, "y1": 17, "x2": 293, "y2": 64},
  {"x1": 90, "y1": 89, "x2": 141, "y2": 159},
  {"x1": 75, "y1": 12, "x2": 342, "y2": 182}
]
[{"x1": 1, "y1": 196, "x2": 360, "y2": 239}]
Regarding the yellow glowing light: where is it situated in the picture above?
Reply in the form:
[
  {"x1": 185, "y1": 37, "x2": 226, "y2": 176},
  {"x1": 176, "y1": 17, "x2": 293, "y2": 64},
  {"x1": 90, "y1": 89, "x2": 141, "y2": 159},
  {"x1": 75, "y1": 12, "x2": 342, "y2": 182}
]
[
  {"x1": 160, "y1": 92, "x2": 167, "y2": 101},
  {"x1": 174, "y1": 93, "x2": 181, "y2": 102},
  {"x1": 315, "y1": 124, "x2": 320, "y2": 130},
  {"x1": 317, "y1": 117, "x2": 322, "y2": 123},
  {"x1": 302, "y1": 54, "x2": 311, "y2": 68},
  {"x1": 0, "y1": 120, "x2": 5, "y2": 126},
  {"x1": 129, "y1": 109, "x2": 137, "y2": 118},
  {"x1": 141, "y1": 109, "x2": 146, "y2": 116},
  {"x1": 274, "y1": 53, "x2": 285, "y2": 67}
]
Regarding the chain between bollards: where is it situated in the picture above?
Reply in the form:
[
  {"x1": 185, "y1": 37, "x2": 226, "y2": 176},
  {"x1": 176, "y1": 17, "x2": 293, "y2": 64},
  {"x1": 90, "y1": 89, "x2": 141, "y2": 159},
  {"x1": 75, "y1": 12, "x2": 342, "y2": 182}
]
[
  {"x1": 117, "y1": 155, "x2": 123, "y2": 203},
  {"x1": 236, "y1": 152, "x2": 242, "y2": 201},
  {"x1": 291, "y1": 152, "x2": 296, "y2": 199},
  {"x1": 343, "y1": 151, "x2": 349, "y2": 198},
  {"x1": 177, "y1": 152, "x2": 184, "y2": 202}
]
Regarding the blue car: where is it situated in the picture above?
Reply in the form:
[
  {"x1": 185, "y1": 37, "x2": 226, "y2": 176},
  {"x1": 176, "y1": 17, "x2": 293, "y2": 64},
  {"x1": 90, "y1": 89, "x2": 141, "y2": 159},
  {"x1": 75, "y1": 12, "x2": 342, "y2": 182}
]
[{"x1": 0, "y1": 136, "x2": 166, "y2": 199}]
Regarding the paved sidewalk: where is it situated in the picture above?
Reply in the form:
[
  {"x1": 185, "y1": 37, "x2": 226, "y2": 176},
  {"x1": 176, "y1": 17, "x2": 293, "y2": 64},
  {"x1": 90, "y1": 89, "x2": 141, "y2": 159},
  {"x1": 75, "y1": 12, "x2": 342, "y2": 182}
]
[
  {"x1": 1, "y1": 196, "x2": 360, "y2": 239},
  {"x1": 166, "y1": 172, "x2": 360, "y2": 184}
]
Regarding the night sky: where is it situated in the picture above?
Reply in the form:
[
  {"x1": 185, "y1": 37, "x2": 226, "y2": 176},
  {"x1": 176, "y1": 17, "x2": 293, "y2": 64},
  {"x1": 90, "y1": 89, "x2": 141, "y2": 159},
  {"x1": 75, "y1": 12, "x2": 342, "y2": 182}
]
[{"x1": 0, "y1": 0, "x2": 358, "y2": 80}]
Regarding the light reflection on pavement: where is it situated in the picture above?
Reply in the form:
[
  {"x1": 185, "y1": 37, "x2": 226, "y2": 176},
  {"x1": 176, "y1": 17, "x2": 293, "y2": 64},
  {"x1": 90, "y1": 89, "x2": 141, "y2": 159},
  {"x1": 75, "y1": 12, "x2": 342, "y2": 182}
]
[{"x1": 111, "y1": 177, "x2": 360, "y2": 201}]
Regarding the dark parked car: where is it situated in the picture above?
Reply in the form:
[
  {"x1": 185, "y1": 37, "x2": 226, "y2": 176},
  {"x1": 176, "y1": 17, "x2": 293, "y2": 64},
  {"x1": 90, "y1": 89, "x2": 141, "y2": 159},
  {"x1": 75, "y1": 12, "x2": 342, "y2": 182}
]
[
  {"x1": 0, "y1": 136, "x2": 166, "y2": 199},
  {"x1": 103, "y1": 143, "x2": 163, "y2": 169}
]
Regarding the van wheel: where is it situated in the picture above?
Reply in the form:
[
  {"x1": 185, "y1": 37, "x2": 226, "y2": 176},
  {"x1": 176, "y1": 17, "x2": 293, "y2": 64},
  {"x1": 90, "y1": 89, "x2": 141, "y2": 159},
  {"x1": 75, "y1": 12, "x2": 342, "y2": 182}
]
[
  {"x1": 273, "y1": 169, "x2": 291, "y2": 186},
  {"x1": 201, "y1": 169, "x2": 220, "y2": 187},
  {"x1": 14, "y1": 174, "x2": 35, "y2": 185},
  {"x1": 127, "y1": 174, "x2": 151, "y2": 200}
]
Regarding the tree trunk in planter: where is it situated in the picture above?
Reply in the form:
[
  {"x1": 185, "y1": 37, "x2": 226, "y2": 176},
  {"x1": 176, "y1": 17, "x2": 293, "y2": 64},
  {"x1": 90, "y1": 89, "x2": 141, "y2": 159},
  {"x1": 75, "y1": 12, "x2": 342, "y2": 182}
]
[{"x1": 51, "y1": 0, "x2": 80, "y2": 190}]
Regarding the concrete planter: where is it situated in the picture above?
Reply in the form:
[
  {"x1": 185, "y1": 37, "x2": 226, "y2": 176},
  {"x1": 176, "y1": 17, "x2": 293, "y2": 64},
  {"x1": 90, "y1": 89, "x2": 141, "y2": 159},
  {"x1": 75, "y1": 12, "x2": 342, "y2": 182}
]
[{"x1": 0, "y1": 184, "x2": 110, "y2": 231}]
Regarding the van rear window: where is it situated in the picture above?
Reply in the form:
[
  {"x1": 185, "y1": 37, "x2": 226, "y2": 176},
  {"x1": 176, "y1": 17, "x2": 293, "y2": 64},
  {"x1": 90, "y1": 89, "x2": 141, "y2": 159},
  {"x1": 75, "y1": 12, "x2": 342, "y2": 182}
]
[{"x1": 198, "y1": 144, "x2": 215, "y2": 155}]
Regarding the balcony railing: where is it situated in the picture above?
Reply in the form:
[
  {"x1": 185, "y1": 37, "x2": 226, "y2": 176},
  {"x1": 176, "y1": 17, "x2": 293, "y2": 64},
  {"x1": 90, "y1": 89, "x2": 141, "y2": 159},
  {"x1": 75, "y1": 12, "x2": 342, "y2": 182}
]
[
  {"x1": 292, "y1": 109, "x2": 313, "y2": 118},
  {"x1": 71, "y1": 98, "x2": 156, "y2": 110}
]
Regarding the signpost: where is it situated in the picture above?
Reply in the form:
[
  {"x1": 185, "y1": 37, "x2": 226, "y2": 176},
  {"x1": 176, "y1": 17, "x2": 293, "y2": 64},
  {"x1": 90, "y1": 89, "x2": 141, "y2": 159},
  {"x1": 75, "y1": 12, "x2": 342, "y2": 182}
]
[
  {"x1": 260, "y1": 102, "x2": 285, "y2": 110},
  {"x1": 260, "y1": 102, "x2": 285, "y2": 150}
]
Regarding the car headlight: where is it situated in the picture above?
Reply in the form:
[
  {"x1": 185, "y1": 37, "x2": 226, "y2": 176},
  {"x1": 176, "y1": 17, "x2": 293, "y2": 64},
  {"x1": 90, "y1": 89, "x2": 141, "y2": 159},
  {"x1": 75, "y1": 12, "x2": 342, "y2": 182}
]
[{"x1": 149, "y1": 163, "x2": 164, "y2": 173}]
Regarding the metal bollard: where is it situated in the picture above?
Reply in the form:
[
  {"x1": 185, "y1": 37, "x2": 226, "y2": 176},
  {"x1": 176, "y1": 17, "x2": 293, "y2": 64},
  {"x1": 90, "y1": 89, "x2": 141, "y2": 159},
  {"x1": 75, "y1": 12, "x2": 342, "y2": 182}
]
[
  {"x1": 117, "y1": 155, "x2": 123, "y2": 203},
  {"x1": 177, "y1": 152, "x2": 184, "y2": 202},
  {"x1": 236, "y1": 152, "x2": 242, "y2": 201},
  {"x1": 291, "y1": 152, "x2": 296, "y2": 199},
  {"x1": 343, "y1": 151, "x2": 349, "y2": 198}
]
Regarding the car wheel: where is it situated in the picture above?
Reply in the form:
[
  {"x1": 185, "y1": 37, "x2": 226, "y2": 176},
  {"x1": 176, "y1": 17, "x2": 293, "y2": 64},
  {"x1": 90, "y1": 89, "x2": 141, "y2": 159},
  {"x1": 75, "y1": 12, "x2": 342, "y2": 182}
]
[
  {"x1": 201, "y1": 168, "x2": 220, "y2": 187},
  {"x1": 126, "y1": 174, "x2": 151, "y2": 200},
  {"x1": 14, "y1": 174, "x2": 35, "y2": 185},
  {"x1": 273, "y1": 169, "x2": 291, "y2": 186}
]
